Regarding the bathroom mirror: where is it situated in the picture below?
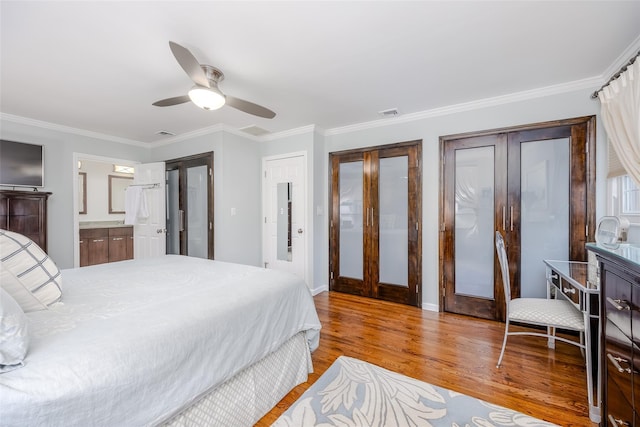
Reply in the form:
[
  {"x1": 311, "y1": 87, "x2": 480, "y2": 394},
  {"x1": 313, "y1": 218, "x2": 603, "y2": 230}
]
[
  {"x1": 109, "y1": 175, "x2": 133, "y2": 214},
  {"x1": 277, "y1": 182, "x2": 292, "y2": 261},
  {"x1": 78, "y1": 172, "x2": 87, "y2": 214}
]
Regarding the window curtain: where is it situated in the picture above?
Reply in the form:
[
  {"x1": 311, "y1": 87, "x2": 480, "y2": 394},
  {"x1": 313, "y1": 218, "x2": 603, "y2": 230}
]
[{"x1": 598, "y1": 58, "x2": 640, "y2": 187}]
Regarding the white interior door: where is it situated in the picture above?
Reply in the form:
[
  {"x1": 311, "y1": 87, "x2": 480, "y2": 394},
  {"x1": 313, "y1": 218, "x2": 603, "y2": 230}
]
[
  {"x1": 134, "y1": 162, "x2": 166, "y2": 258},
  {"x1": 263, "y1": 154, "x2": 307, "y2": 284}
]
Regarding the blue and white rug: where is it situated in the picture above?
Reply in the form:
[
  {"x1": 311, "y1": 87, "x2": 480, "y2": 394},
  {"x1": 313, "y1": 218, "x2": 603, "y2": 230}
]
[{"x1": 272, "y1": 356, "x2": 558, "y2": 427}]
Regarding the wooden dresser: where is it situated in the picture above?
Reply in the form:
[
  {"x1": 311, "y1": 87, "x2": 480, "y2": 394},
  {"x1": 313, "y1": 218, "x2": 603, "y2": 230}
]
[
  {"x1": 587, "y1": 242, "x2": 640, "y2": 426},
  {"x1": 0, "y1": 190, "x2": 51, "y2": 252}
]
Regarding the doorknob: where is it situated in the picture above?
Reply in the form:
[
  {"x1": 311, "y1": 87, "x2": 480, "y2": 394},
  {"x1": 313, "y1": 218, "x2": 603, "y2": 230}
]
[{"x1": 297, "y1": 228, "x2": 303, "y2": 234}]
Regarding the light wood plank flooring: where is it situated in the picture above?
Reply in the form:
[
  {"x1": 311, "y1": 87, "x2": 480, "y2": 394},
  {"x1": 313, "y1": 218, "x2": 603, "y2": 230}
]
[{"x1": 257, "y1": 291, "x2": 596, "y2": 426}]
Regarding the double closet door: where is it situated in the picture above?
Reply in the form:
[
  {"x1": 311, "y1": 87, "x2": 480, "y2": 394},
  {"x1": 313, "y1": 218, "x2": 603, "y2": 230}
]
[
  {"x1": 165, "y1": 152, "x2": 214, "y2": 259},
  {"x1": 440, "y1": 116, "x2": 595, "y2": 321},
  {"x1": 330, "y1": 141, "x2": 422, "y2": 307}
]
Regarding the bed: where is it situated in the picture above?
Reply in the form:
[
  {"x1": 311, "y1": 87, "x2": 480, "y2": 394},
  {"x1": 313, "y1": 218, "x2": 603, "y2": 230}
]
[{"x1": 0, "y1": 247, "x2": 321, "y2": 427}]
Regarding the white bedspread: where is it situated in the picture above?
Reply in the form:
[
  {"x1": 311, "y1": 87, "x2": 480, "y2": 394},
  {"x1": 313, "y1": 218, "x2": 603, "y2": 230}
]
[{"x1": 0, "y1": 255, "x2": 321, "y2": 426}]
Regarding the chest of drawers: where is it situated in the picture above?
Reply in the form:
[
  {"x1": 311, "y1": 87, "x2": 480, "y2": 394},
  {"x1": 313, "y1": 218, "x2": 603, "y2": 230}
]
[{"x1": 588, "y1": 243, "x2": 640, "y2": 426}]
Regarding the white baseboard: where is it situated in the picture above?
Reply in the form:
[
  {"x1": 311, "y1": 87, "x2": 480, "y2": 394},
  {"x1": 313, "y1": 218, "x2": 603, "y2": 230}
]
[
  {"x1": 421, "y1": 302, "x2": 439, "y2": 312},
  {"x1": 311, "y1": 284, "x2": 328, "y2": 296}
]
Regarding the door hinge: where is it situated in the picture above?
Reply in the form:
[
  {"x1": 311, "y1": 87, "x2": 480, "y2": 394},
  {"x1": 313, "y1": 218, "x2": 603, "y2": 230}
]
[
  {"x1": 416, "y1": 222, "x2": 419, "y2": 231},
  {"x1": 586, "y1": 224, "x2": 588, "y2": 237},
  {"x1": 264, "y1": 171, "x2": 267, "y2": 178},
  {"x1": 264, "y1": 217, "x2": 267, "y2": 223},
  {"x1": 330, "y1": 271, "x2": 334, "y2": 279},
  {"x1": 209, "y1": 222, "x2": 212, "y2": 230},
  {"x1": 440, "y1": 223, "x2": 445, "y2": 232},
  {"x1": 209, "y1": 168, "x2": 212, "y2": 176}
]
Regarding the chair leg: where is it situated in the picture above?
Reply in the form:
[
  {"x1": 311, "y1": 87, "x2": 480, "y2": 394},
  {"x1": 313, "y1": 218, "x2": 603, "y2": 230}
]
[{"x1": 496, "y1": 320, "x2": 509, "y2": 368}]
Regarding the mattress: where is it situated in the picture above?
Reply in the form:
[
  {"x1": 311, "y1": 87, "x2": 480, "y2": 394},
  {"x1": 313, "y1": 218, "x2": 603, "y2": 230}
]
[{"x1": 0, "y1": 255, "x2": 321, "y2": 426}]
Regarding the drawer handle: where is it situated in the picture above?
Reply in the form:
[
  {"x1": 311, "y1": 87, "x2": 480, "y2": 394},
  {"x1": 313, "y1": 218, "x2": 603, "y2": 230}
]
[
  {"x1": 92, "y1": 239, "x2": 104, "y2": 243},
  {"x1": 606, "y1": 297, "x2": 630, "y2": 311},
  {"x1": 112, "y1": 237, "x2": 124, "y2": 241},
  {"x1": 608, "y1": 414, "x2": 631, "y2": 426},
  {"x1": 607, "y1": 353, "x2": 632, "y2": 374},
  {"x1": 562, "y1": 287, "x2": 576, "y2": 294}
]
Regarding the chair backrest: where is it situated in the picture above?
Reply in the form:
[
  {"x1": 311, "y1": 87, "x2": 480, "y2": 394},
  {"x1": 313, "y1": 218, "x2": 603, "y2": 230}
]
[{"x1": 495, "y1": 231, "x2": 511, "y2": 302}]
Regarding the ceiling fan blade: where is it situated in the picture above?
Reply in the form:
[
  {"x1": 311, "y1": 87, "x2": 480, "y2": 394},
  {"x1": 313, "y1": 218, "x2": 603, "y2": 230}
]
[
  {"x1": 168, "y1": 41, "x2": 209, "y2": 88},
  {"x1": 226, "y1": 96, "x2": 276, "y2": 119},
  {"x1": 152, "y1": 95, "x2": 191, "y2": 107}
]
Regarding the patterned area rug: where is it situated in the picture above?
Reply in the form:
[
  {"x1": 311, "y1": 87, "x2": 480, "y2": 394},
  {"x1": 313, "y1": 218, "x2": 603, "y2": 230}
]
[{"x1": 272, "y1": 356, "x2": 558, "y2": 427}]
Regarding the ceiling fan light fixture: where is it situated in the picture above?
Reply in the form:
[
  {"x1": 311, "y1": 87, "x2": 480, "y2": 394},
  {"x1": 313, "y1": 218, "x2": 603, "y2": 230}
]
[{"x1": 188, "y1": 86, "x2": 226, "y2": 110}]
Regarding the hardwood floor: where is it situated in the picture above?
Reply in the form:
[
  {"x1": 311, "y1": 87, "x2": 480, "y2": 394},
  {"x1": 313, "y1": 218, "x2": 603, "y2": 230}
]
[{"x1": 256, "y1": 291, "x2": 596, "y2": 426}]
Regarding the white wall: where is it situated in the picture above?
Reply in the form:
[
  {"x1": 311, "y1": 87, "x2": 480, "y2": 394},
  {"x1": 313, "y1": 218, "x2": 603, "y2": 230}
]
[
  {"x1": 149, "y1": 131, "x2": 263, "y2": 266},
  {"x1": 0, "y1": 118, "x2": 149, "y2": 268}
]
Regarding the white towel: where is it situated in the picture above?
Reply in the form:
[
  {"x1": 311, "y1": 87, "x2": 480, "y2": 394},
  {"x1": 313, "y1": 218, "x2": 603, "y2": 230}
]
[
  {"x1": 124, "y1": 186, "x2": 151, "y2": 225},
  {"x1": 124, "y1": 186, "x2": 142, "y2": 225},
  {"x1": 137, "y1": 189, "x2": 149, "y2": 219}
]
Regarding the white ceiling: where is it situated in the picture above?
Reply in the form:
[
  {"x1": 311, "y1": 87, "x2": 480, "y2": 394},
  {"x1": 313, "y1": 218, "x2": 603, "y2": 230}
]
[{"x1": 1, "y1": 1, "x2": 639, "y2": 144}]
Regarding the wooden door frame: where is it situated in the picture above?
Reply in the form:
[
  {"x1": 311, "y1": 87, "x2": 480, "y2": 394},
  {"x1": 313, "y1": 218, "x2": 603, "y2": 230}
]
[
  {"x1": 329, "y1": 149, "x2": 369, "y2": 297},
  {"x1": 438, "y1": 116, "x2": 596, "y2": 318},
  {"x1": 440, "y1": 134, "x2": 507, "y2": 319},
  {"x1": 329, "y1": 139, "x2": 423, "y2": 307},
  {"x1": 165, "y1": 152, "x2": 214, "y2": 259}
]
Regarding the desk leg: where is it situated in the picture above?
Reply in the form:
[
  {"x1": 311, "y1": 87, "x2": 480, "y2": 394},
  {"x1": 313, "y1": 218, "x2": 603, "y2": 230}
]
[
  {"x1": 585, "y1": 310, "x2": 601, "y2": 423},
  {"x1": 545, "y1": 269, "x2": 556, "y2": 349}
]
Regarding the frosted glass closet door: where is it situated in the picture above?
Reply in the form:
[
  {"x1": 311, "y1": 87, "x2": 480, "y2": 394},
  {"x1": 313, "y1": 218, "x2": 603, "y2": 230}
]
[
  {"x1": 519, "y1": 138, "x2": 569, "y2": 298},
  {"x1": 186, "y1": 165, "x2": 208, "y2": 259},
  {"x1": 166, "y1": 169, "x2": 180, "y2": 255},
  {"x1": 339, "y1": 161, "x2": 364, "y2": 280},
  {"x1": 454, "y1": 146, "x2": 496, "y2": 298},
  {"x1": 378, "y1": 156, "x2": 408, "y2": 287}
]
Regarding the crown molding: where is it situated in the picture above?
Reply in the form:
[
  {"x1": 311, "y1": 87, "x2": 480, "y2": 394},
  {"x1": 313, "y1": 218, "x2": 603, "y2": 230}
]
[
  {"x1": 149, "y1": 123, "x2": 229, "y2": 147},
  {"x1": 150, "y1": 123, "x2": 321, "y2": 146},
  {"x1": 0, "y1": 113, "x2": 148, "y2": 147},
  {"x1": 599, "y1": 33, "x2": 640, "y2": 85},
  {"x1": 324, "y1": 76, "x2": 602, "y2": 136},
  {"x1": 260, "y1": 124, "x2": 318, "y2": 141}
]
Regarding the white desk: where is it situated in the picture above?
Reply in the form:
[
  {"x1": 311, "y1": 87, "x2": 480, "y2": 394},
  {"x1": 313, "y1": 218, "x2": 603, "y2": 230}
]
[{"x1": 544, "y1": 259, "x2": 600, "y2": 423}]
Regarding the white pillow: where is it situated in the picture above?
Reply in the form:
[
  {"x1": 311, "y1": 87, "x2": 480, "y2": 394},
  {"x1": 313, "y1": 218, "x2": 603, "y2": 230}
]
[
  {"x1": 0, "y1": 287, "x2": 29, "y2": 372},
  {"x1": 0, "y1": 229, "x2": 62, "y2": 312}
]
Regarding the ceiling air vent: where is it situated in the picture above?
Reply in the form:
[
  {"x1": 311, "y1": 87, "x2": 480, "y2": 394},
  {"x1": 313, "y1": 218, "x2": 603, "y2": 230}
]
[
  {"x1": 239, "y1": 125, "x2": 270, "y2": 136},
  {"x1": 378, "y1": 108, "x2": 399, "y2": 117},
  {"x1": 155, "y1": 130, "x2": 175, "y2": 136}
]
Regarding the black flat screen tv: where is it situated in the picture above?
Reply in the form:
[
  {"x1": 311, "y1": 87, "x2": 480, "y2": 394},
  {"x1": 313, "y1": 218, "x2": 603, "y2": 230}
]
[{"x1": 0, "y1": 140, "x2": 45, "y2": 188}]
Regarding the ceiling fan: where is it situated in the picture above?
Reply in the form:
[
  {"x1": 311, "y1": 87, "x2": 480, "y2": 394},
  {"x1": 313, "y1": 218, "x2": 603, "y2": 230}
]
[{"x1": 152, "y1": 41, "x2": 276, "y2": 119}]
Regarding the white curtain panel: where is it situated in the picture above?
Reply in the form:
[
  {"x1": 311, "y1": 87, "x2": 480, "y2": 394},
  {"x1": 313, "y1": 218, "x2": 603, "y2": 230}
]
[{"x1": 598, "y1": 59, "x2": 640, "y2": 187}]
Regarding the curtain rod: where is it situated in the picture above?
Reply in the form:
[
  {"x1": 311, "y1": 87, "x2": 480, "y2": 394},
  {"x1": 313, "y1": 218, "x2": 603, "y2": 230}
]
[{"x1": 591, "y1": 51, "x2": 640, "y2": 99}]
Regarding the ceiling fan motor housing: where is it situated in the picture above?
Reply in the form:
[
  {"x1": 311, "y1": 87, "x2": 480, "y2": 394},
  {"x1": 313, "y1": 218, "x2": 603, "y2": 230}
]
[{"x1": 202, "y1": 65, "x2": 224, "y2": 85}]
